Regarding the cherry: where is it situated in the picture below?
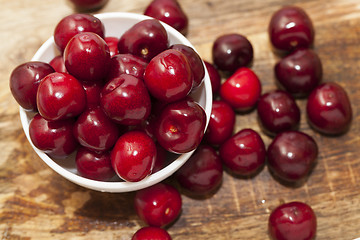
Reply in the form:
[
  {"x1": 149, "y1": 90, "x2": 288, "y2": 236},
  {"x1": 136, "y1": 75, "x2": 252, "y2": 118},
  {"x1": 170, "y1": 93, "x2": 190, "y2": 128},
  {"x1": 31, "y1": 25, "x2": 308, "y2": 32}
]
[
  {"x1": 111, "y1": 131, "x2": 156, "y2": 182},
  {"x1": 69, "y1": 0, "x2": 108, "y2": 12},
  {"x1": 64, "y1": 32, "x2": 111, "y2": 83},
  {"x1": 306, "y1": 82, "x2": 352, "y2": 135},
  {"x1": 204, "y1": 100, "x2": 235, "y2": 146},
  {"x1": 267, "y1": 131, "x2": 318, "y2": 184},
  {"x1": 104, "y1": 37, "x2": 119, "y2": 57},
  {"x1": 118, "y1": 19, "x2": 168, "y2": 61},
  {"x1": 107, "y1": 54, "x2": 148, "y2": 81},
  {"x1": 169, "y1": 44, "x2": 205, "y2": 88},
  {"x1": 176, "y1": 144, "x2": 223, "y2": 196},
  {"x1": 219, "y1": 128, "x2": 266, "y2": 176},
  {"x1": 144, "y1": 49, "x2": 192, "y2": 102},
  {"x1": 132, "y1": 226, "x2": 172, "y2": 240},
  {"x1": 36, "y1": 72, "x2": 86, "y2": 121},
  {"x1": 134, "y1": 183, "x2": 182, "y2": 227},
  {"x1": 204, "y1": 60, "x2": 221, "y2": 94},
  {"x1": 219, "y1": 67, "x2": 261, "y2": 111},
  {"x1": 82, "y1": 81, "x2": 103, "y2": 109},
  {"x1": 155, "y1": 98, "x2": 206, "y2": 154},
  {"x1": 73, "y1": 107, "x2": 120, "y2": 152},
  {"x1": 257, "y1": 90, "x2": 300, "y2": 136},
  {"x1": 10, "y1": 61, "x2": 54, "y2": 111},
  {"x1": 29, "y1": 113, "x2": 78, "y2": 158},
  {"x1": 49, "y1": 56, "x2": 68, "y2": 73},
  {"x1": 275, "y1": 48, "x2": 322, "y2": 97},
  {"x1": 54, "y1": 13, "x2": 105, "y2": 53},
  {"x1": 269, "y1": 6, "x2": 314, "y2": 53},
  {"x1": 144, "y1": 0, "x2": 188, "y2": 35},
  {"x1": 269, "y1": 201, "x2": 317, "y2": 240},
  {"x1": 152, "y1": 144, "x2": 168, "y2": 174},
  {"x1": 100, "y1": 74, "x2": 152, "y2": 125},
  {"x1": 75, "y1": 147, "x2": 115, "y2": 181},
  {"x1": 212, "y1": 33, "x2": 253, "y2": 72}
]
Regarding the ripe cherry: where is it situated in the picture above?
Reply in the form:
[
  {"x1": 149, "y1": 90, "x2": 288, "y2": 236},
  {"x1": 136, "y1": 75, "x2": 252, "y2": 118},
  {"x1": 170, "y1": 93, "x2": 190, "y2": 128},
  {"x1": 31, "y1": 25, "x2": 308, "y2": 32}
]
[
  {"x1": 107, "y1": 54, "x2": 148, "y2": 81},
  {"x1": 69, "y1": 0, "x2": 109, "y2": 12},
  {"x1": 132, "y1": 226, "x2": 172, "y2": 240},
  {"x1": 82, "y1": 81, "x2": 103, "y2": 109},
  {"x1": 204, "y1": 60, "x2": 221, "y2": 94},
  {"x1": 49, "y1": 56, "x2": 68, "y2": 73},
  {"x1": 104, "y1": 37, "x2": 119, "y2": 57}
]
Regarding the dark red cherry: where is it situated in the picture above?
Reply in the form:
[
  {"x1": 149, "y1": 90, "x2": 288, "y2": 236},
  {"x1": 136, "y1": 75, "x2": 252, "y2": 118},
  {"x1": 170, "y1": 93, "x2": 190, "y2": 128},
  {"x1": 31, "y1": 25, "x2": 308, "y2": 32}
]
[
  {"x1": 269, "y1": 6, "x2": 314, "y2": 52},
  {"x1": 132, "y1": 226, "x2": 172, "y2": 240},
  {"x1": 257, "y1": 90, "x2": 300, "y2": 136},
  {"x1": 155, "y1": 98, "x2": 206, "y2": 154},
  {"x1": 54, "y1": 13, "x2": 105, "y2": 53},
  {"x1": 144, "y1": 49, "x2": 192, "y2": 102},
  {"x1": 212, "y1": 33, "x2": 253, "y2": 72},
  {"x1": 152, "y1": 144, "x2": 168, "y2": 173},
  {"x1": 69, "y1": 0, "x2": 108, "y2": 12},
  {"x1": 118, "y1": 19, "x2": 168, "y2": 61},
  {"x1": 134, "y1": 183, "x2": 182, "y2": 227},
  {"x1": 104, "y1": 37, "x2": 119, "y2": 57},
  {"x1": 306, "y1": 82, "x2": 352, "y2": 135},
  {"x1": 269, "y1": 201, "x2": 317, "y2": 240},
  {"x1": 275, "y1": 48, "x2": 322, "y2": 97},
  {"x1": 82, "y1": 81, "x2": 103, "y2": 109},
  {"x1": 73, "y1": 107, "x2": 120, "y2": 152},
  {"x1": 219, "y1": 128, "x2": 266, "y2": 176},
  {"x1": 75, "y1": 147, "x2": 115, "y2": 181},
  {"x1": 10, "y1": 61, "x2": 54, "y2": 111},
  {"x1": 64, "y1": 32, "x2": 111, "y2": 83},
  {"x1": 144, "y1": 0, "x2": 188, "y2": 35},
  {"x1": 220, "y1": 67, "x2": 261, "y2": 111},
  {"x1": 205, "y1": 100, "x2": 235, "y2": 146},
  {"x1": 29, "y1": 114, "x2": 78, "y2": 158},
  {"x1": 176, "y1": 144, "x2": 223, "y2": 195},
  {"x1": 36, "y1": 72, "x2": 86, "y2": 121},
  {"x1": 49, "y1": 56, "x2": 68, "y2": 73},
  {"x1": 100, "y1": 74, "x2": 152, "y2": 125},
  {"x1": 111, "y1": 131, "x2": 156, "y2": 182},
  {"x1": 204, "y1": 60, "x2": 221, "y2": 94},
  {"x1": 169, "y1": 44, "x2": 205, "y2": 88},
  {"x1": 107, "y1": 54, "x2": 148, "y2": 81}
]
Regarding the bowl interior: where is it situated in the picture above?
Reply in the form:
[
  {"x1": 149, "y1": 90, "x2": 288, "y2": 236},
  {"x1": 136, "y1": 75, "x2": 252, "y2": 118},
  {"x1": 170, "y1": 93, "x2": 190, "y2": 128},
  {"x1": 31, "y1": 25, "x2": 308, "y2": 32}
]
[{"x1": 20, "y1": 12, "x2": 212, "y2": 193}]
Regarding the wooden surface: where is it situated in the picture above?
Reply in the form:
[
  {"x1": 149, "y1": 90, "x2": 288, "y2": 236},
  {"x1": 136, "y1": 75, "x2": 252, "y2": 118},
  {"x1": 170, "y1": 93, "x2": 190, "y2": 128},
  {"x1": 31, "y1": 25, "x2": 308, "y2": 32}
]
[{"x1": 1, "y1": 0, "x2": 360, "y2": 239}]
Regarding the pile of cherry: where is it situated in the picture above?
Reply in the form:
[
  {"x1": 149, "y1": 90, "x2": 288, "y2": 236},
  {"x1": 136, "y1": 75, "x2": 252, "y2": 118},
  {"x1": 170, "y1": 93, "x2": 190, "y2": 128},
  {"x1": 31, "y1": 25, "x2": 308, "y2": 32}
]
[{"x1": 9, "y1": 0, "x2": 353, "y2": 239}]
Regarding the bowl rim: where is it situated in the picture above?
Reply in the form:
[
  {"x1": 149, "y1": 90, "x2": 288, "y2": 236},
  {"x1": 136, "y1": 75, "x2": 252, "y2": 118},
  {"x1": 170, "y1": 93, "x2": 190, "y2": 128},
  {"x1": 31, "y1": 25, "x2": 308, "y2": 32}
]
[{"x1": 20, "y1": 11, "x2": 212, "y2": 193}]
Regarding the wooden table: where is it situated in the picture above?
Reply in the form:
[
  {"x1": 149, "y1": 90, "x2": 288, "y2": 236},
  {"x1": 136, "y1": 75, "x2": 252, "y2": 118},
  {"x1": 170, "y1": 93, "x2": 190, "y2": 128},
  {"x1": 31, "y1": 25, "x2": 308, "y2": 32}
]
[{"x1": 1, "y1": 0, "x2": 360, "y2": 239}]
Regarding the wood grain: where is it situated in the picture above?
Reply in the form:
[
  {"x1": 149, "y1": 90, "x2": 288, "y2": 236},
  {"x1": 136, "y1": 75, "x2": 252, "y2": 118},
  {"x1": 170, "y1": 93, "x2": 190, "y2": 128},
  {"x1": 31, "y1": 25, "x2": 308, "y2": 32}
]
[{"x1": 1, "y1": 0, "x2": 360, "y2": 239}]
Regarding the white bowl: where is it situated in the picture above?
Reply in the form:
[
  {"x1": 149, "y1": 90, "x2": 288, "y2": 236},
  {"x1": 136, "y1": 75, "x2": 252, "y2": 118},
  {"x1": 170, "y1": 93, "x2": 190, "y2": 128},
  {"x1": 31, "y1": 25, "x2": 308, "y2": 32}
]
[{"x1": 20, "y1": 12, "x2": 212, "y2": 193}]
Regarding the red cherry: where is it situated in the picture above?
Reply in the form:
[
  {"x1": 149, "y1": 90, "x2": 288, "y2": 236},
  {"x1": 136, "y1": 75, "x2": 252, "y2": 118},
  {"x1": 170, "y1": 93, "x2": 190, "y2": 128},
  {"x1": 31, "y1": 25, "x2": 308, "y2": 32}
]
[
  {"x1": 36, "y1": 72, "x2": 86, "y2": 121},
  {"x1": 75, "y1": 147, "x2": 115, "y2": 181},
  {"x1": 176, "y1": 144, "x2": 223, "y2": 195},
  {"x1": 104, "y1": 37, "x2": 119, "y2": 57},
  {"x1": 82, "y1": 81, "x2": 103, "y2": 109},
  {"x1": 306, "y1": 82, "x2": 352, "y2": 135},
  {"x1": 219, "y1": 128, "x2": 266, "y2": 176},
  {"x1": 132, "y1": 226, "x2": 172, "y2": 240},
  {"x1": 144, "y1": 0, "x2": 188, "y2": 35},
  {"x1": 10, "y1": 61, "x2": 54, "y2": 111},
  {"x1": 134, "y1": 183, "x2": 182, "y2": 227},
  {"x1": 204, "y1": 60, "x2": 221, "y2": 94},
  {"x1": 269, "y1": 201, "x2": 317, "y2": 240},
  {"x1": 107, "y1": 54, "x2": 148, "y2": 81},
  {"x1": 69, "y1": 0, "x2": 108, "y2": 12},
  {"x1": 144, "y1": 49, "x2": 192, "y2": 102},
  {"x1": 152, "y1": 144, "x2": 168, "y2": 174},
  {"x1": 111, "y1": 131, "x2": 156, "y2": 182},
  {"x1": 49, "y1": 56, "x2": 68, "y2": 73},
  {"x1": 219, "y1": 67, "x2": 261, "y2": 111}
]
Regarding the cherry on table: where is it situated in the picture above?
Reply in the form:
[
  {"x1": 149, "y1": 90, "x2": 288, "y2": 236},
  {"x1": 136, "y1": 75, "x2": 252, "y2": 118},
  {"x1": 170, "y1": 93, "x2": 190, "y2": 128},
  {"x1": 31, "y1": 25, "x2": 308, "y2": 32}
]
[{"x1": 132, "y1": 226, "x2": 172, "y2": 240}]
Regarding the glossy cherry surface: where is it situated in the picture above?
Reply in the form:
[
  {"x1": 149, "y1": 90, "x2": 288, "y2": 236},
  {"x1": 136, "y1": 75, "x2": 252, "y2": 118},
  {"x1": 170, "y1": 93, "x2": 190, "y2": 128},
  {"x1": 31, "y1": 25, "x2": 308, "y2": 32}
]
[
  {"x1": 10, "y1": 61, "x2": 54, "y2": 111},
  {"x1": 257, "y1": 90, "x2": 300, "y2": 136},
  {"x1": 134, "y1": 183, "x2": 182, "y2": 227},
  {"x1": 219, "y1": 128, "x2": 266, "y2": 176},
  {"x1": 269, "y1": 201, "x2": 317, "y2": 240},
  {"x1": 29, "y1": 114, "x2": 78, "y2": 158},
  {"x1": 75, "y1": 147, "x2": 115, "y2": 181},
  {"x1": 170, "y1": 44, "x2": 205, "y2": 88},
  {"x1": 275, "y1": 48, "x2": 322, "y2": 97},
  {"x1": 269, "y1": 6, "x2": 314, "y2": 52},
  {"x1": 204, "y1": 60, "x2": 221, "y2": 94},
  {"x1": 118, "y1": 19, "x2": 168, "y2": 61},
  {"x1": 64, "y1": 32, "x2": 111, "y2": 83},
  {"x1": 132, "y1": 226, "x2": 172, "y2": 240},
  {"x1": 49, "y1": 56, "x2": 68, "y2": 73},
  {"x1": 155, "y1": 98, "x2": 206, "y2": 154},
  {"x1": 220, "y1": 67, "x2": 261, "y2": 111},
  {"x1": 100, "y1": 74, "x2": 152, "y2": 125},
  {"x1": 144, "y1": 49, "x2": 192, "y2": 102},
  {"x1": 104, "y1": 37, "x2": 119, "y2": 57},
  {"x1": 205, "y1": 100, "x2": 235, "y2": 146},
  {"x1": 73, "y1": 107, "x2": 120, "y2": 152},
  {"x1": 176, "y1": 144, "x2": 223, "y2": 195},
  {"x1": 144, "y1": 0, "x2": 188, "y2": 35},
  {"x1": 69, "y1": 0, "x2": 108, "y2": 12},
  {"x1": 267, "y1": 131, "x2": 318, "y2": 184},
  {"x1": 111, "y1": 131, "x2": 156, "y2": 182},
  {"x1": 82, "y1": 81, "x2": 103, "y2": 109},
  {"x1": 212, "y1": 33, "x2": 253, "y2": 72},
  {"x1": 107, "y1": 54, "x2": 148, "y2": 81},
  {"x1": 306, "y1": 82, "x2": 352, "y2": 135},
  {"x1": 36, "y1": 72, "x2": 86, "y2": 121},
  {"x1": 54, "y1": 13, "x2": 105, "y2": 53}
]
